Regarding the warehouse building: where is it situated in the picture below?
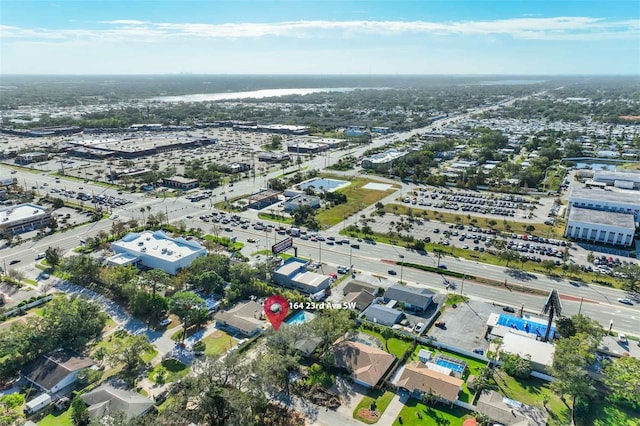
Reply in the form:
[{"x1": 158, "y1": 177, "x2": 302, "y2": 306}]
[
  {"x1": 568, "y1": 187, "x2": 640, "y2": 221},
  {"x1": 283, "y1": 194, "x2": 321, "y2": 211},
  {"x1": 593, "y1": 170, "x2": 640, "y2": 190},
  {"x1": 161, "y1": 176, "x2": 199, "y2": 190},
  {"x1": 564, "y1": 207, "x2": 635, "y2": 247}
]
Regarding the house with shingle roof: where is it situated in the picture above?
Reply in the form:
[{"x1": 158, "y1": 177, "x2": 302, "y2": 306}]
[
  {"x1": 21, "y1": 348, "x2": 94, "y2": 394},
  {"x1": 81, "y1": 384, "x2": 154, "y2": 420},
  {"x1": 384, "y1": 285, "x2": 434, "y2": 312},
  {"x1": 394, "y1": 361, "x2": 463, "y2": 404},
  {"x1": 332, "y1": 339, "x2": 395, "y2": 388},
  {"x1": 362, "y1": 304, "x2": 404, "y2": 327},
  {"x1": 215, "y1": 301, "x2": 264, "y2": 337}
]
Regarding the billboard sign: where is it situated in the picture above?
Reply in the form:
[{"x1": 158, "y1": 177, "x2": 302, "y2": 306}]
[{"x1": 272, "y1": 237, "x2": 293, "y2": 254}]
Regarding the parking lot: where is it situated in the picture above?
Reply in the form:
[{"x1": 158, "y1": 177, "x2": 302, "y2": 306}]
[{"x1": 427, "y1": 300, "x2": 504, "y2": 354}]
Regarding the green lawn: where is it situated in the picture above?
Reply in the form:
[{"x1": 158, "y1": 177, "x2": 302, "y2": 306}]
[
  {"x1": 315, "y1": 177, "x2": 399, "y2": 228},
  {"x1": 589, "y1": 399, "x2": 640, "y2": 426},
  {"x1": 410, "y1": 344, "x2": 488, "y2": 403},
  {"x1": 258, "y1": 212, "x2": 293, "y2": 224},
  {"x1": 39, "y1": 408, "x2": 73, "y2": 426},
  {"x1": 392, "y1": 398, "x2": 472, "y2": 426},
  {"x1": 201, "y1": 330, "x2": 237, "y2": 356},
  {"x1": 360, "y1": 327, "x2": 413, "y2": 359},
  {"x1": 493, "y1": 369, "x2": 571, "y2": 426},
  {"x1": 353, "y1": 390, "x2": 395, "y2": 424},
  {"x1": 148, "y1": 359, "x2": 189, "y2": 383},
  {"x1": 140, "y1": 347, "x2": 158, "y2": 363}
]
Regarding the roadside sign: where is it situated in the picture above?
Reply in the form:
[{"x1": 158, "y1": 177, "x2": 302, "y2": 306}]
[{"x1": 272, "y1": 237, "x2": 293, "y2": 254}]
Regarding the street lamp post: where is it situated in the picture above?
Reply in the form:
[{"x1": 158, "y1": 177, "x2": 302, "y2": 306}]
[{"x1": 399, "y1": 254, "x2": 405, "y2": 283}]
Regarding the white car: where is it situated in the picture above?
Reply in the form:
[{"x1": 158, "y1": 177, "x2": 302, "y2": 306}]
[
  {"x1": 618, "y1": 297, "x2": 634, "y2": 306},
  {"x1": 159, "y1": 318, "x2": 172, "y2": 327}
]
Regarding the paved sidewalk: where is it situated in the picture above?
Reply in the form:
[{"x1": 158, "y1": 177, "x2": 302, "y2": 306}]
[{"x1": 376, "y1": 393, "x2": 405, "y2": 425}]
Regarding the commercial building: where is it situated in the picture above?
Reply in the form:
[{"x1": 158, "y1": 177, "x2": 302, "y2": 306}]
[
  {"x1": 287, "y1": 142, "x2": 327, "y2": 154},
  {"x1": 0, "y1": 203, "x2": 50, "y2": 235},
  {"x1": 68, "y1": 135, "x2": 217, "y2": 159},
  {"x1": 162, "y1": 176, "x2": 200, "y2": 190},
  {"x1": 568, "y1": 187, "x2": 640, "y2": 221},
  {"x1": 283, "y1": 194, "x2": 321, "y2": 211},
  {"x1": 245, "y1": 189, "x2": 282, "y2": 209},
  {"x1": 257, "y1": 152, "x2": 290, "y2": 162},
  {"x1": 15, "y1": 151, "x2": 48, "y2": 164},
  {"x1": 361, "y1": 149, "x2": 408, "y2": 171},
  {"x1": 273, "y1": 258, "x2": 331, "y2": 294},
  {"x1": 564, "y1": 207, "x2": 635, "y2": 247},
  {"x1": 108, "y1": 230, "x2": 207, "y2": 275},
  {"x1": 593, "y1": 170, "x2": 640, "y2": 190}
]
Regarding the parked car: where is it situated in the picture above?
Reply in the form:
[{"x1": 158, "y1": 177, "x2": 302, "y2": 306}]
[{"x1": 159, "y1": 318, "x2": 172, "y2": 327}]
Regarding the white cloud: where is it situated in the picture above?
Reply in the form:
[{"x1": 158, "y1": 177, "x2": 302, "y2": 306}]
[
  {"x1": 99, "y1": 20, "x2": 148, "y2": 25},
  {"x1": 2, "y1": 17, "x2": 638, "y2": 44}
]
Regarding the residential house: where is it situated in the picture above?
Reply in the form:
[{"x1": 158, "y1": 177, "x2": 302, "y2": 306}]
[
  {"x1": 215, "y1": 301, "x2": 264, "y2": 337},
  {"x1": 476, "y1": 390, "x2": 548, "y2": 426},
  {"x1": 394, "y1": 361, "x2": 463, "y2": 405},
  {"x1": 362, "y1": 304, "x2": 404, "y2": 327},
  {"x1": 21, "y1": 349, "x2": 94, "y2": 394},
  {"x1": 332, "y1": 339, "x2": 395, "y2": 388},
  {"x1": 81, "y1": 384, "x2": 155, "y2": 420},
  {"x1": 341, "y1": 290, "x2": 376, "y2": 312},
  {"x1": 342, "y1": 280, "x2": 380, "y2": 296},
  {"x1": 384, "y1": 285, "x2": 434, "y2": 312}
]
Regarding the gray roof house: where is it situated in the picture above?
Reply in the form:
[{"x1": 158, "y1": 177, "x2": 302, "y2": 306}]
[
  {"x1": 384, "y1": 285, "x2": 434, "y2": 312},
  {"x1": 21, "y1": 349, "x2": 94, "y2": 394},
  {"x1": 81, "y1": 384, "x2": 155, "y2": 420},
  {"x1": 362, "y1": 304, "x2": 404, "y2": 327}
]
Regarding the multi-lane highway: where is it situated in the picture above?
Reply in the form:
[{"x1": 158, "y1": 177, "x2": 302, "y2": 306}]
[{"x1": 2, "y1": 88, "x2": 637, "y2": 335}]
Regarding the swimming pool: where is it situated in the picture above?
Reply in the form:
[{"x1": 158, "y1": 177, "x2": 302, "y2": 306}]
[
  {"x1": 299, "y1": 178, "x2": 349, "y2": 192},
  {"x1": 285, "y1": 310, "x2": 317, "y2": 325},
  {"x1": 435, "y1": 358, "x2": 465, "y2": 375},
  {"x1": 497, "y1": 314, "x2": 555, "y2": 338}
]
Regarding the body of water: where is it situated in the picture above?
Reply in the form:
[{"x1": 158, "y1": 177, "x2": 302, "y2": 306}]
[
  {"x1": 151, "y1": 87, "x2": 358, "y2": 102},
  {"x1": 286, "y1": 311, "x2": 316, "y2": 325},
  {"x1": 575, "y1": 162, "x2": 618, "y2": 171}
]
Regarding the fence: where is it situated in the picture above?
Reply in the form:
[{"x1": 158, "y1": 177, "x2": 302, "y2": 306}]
[{"x1": 3, "y1": 296, "x2": 53, "y2": 318}]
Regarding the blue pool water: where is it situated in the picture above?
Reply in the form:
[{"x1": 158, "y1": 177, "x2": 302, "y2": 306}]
[
  {"x1": 286, "y1": 310, "x2": 317, "y2": 325},
  {"x1": 497, "y1": 314, "x2": 555, "y2": 338},
  {"x1": 435, "y1": 359, "x2": 465, "y2": 374},
  {"x1": 299, "y1": 178, "x2": 348, "y2": 192}
]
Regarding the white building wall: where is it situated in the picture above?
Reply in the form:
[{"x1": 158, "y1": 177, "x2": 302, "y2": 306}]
[{"x1": 564, "y1": 220, "x2": 634, "y2": 247}]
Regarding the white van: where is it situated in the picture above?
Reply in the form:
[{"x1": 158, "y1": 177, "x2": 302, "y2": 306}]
[{"x1": 35, "y1": 253, "x2": 46, "y2": 260}]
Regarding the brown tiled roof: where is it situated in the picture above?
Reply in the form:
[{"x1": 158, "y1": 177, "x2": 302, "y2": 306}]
[
  {"x1": 22, "y1": 349, "x2": 94, "y2": 392},
  {"x1": 395, "y1": 361, "x2": 463, "y2": 403},
  {"x1": 332, "y1": 340, "x2": 395, "y2": 387},
  {"x1": 216, "y1": 301, "x2": 263, "y2": 334}
]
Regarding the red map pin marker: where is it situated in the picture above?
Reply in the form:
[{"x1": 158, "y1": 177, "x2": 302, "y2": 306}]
[{"x1": 264, "y1": 295, "x2": 289, "y2": 331}]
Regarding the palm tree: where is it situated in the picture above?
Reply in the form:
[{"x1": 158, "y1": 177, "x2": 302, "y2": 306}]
[{"x1": 139, "y1": 207, "x2": 146, "y2": 226}]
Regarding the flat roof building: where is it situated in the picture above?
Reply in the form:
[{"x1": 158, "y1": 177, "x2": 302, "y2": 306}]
[
  {"x1": 283, "y1": 194, "x2": 321, "y2": 212},
  {"x1": 361, "y1": 149, "x2": 408, "y2": 171},
  {"x1": 273, "y1": 258, "x2": 331, "y2": 295},
  {"x1": 0, "y1": 203, "x2": 50, "y2": 235},
  {"x1": 15, "y1": 151, "x2": 48, "y2": 165},
  {"x1": 593, "y1": 170, "x2": 640, "y2": 190},
  {"x1": 162, "y1": 176, "x2": 199, "y2": 190},
  {"x1": 500, "y1": 331, "x2": 556, "y2": 374},
  {"x1": 565, "y1": 207, "x2": 635, "y2": 247},
  {"x1": 108, "y1": 230, "x2": 206, "y2": 275},
  {"x1": 568, "y1": 187, "x2": 640, "y2": 221},
  {"x1": 287, "y1": 142, "x2": 327, "y2": 154}
]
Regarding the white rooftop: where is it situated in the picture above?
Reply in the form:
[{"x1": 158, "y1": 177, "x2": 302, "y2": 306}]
[
  {"x1": 501, "y1": 331, "x2": 556, "y2": 368},
  {"x1": 0, "y1": 203, "x2": 48, "y2": 225},
  {"x1": 111, "y1": 231, "x2": 205, "y2": 261}
]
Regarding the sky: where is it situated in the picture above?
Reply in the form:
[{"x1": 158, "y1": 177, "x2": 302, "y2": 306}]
[{"x1": 1, "y1": 0, "x2": 639, "y2": 75}]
